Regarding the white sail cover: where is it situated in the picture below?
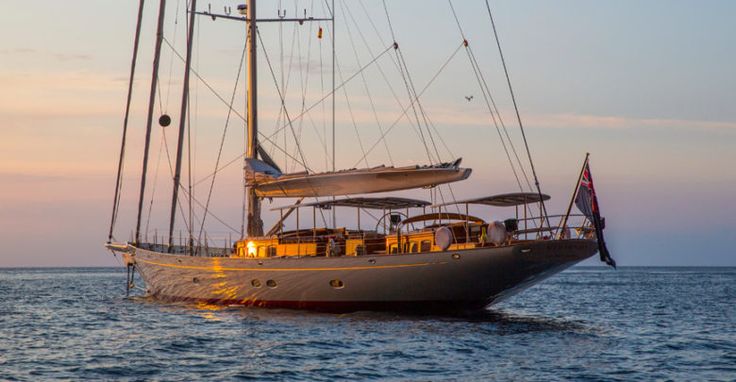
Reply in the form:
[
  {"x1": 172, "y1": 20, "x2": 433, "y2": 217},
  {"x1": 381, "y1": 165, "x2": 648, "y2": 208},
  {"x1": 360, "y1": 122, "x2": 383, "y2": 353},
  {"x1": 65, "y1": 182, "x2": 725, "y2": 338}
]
[{"x1": 246, "y1": 158, "x2": 471, "y2": 198}]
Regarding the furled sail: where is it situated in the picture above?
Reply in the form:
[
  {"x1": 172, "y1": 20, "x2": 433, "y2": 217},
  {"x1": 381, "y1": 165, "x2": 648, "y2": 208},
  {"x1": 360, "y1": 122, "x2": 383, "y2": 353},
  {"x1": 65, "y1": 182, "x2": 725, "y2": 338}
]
[{"x1": 245, "y1": 158, "x2": 471, "y2": 198}]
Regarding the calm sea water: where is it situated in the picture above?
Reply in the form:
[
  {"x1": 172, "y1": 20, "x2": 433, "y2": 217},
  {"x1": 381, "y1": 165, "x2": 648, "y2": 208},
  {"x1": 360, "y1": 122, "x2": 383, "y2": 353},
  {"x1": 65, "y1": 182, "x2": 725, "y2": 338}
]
[{"x1": 1, "y1": 267, "x2": 734, "y2": 381}]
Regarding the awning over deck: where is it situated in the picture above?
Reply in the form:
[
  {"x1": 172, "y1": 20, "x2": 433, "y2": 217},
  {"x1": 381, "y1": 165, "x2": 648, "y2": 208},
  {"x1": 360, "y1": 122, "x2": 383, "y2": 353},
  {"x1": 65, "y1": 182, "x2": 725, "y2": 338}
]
[
  {"x1": 271, "y1": 197, "x2": 431, "y2": 211},
  {"x1": 431, "y1": 192, "x2": 551, "y2": 208}
]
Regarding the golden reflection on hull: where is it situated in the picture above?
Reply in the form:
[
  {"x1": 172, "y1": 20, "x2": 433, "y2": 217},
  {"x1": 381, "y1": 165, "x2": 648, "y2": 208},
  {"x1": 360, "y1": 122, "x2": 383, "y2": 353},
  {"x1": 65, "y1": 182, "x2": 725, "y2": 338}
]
[{"x1": 121, "y1": 239, "x2": 598, "y2": 312}]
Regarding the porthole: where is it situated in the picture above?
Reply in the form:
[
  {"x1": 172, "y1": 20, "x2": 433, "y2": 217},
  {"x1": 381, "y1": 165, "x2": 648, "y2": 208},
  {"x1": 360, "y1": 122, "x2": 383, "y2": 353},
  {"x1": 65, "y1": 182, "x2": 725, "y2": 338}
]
[
  {"x1": 266, "y1": 279, "x2": 277, "y2": 288},
  {"x1": 329, "y1": 279, "x2": 345, "y2": 289},
  {"x1": 368, "y1": 259, "x2": 376, "y2": 264},
  {"x1": 192, "y1": 277, "x2": 200, "y2": 283},
  {"x1": 251, "y1": 279, "x2": 262, "y2": 288},
  {"x1": 452, "y1": 253, "x2": 461, "y2": 260}
]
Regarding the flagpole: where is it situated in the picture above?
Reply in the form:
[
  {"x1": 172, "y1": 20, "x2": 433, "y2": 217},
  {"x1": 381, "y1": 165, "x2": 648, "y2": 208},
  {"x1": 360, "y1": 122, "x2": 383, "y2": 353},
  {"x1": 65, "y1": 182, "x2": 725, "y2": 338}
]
[{"x1": 557, "y1": 153, "x2": 590, "y2": 239}]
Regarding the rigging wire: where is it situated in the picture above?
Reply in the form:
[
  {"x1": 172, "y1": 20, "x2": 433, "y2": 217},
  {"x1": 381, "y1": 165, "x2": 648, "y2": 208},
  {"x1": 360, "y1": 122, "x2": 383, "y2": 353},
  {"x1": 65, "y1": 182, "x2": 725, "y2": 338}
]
[
  {"x1": 167, "y1": 0, "x2": 197, "y2": 250},
  {"x1": 295, "y1": 3, "x2": 333, "y2": 172},
  {"x1": 109, "y1": 0, "x2": 145, "y2": 242},
  {"x1": 353, "y1": 2, "x2": 448, "y2": 162},
  {"x1": 143, "y1": 134, "x2": 165, "y2": 237},
  {"x1": 339, "y1": 0, "x2": 392, "y2": 166},
  {"x1": 334, "y1": 54, "x2": 370, "y2": 168},
  {"x1": 318, "y1": 11, "x2": 328, "y2": 171},
  {"x1": 161, "y1": 37, "x2": 311, "y2": 171},
  {"x1": 196, "y1": 37, "x2": 247, "y2": 246},
  {"x1": 162, "y1": 38, "x2": 394, "y2": 171},
  {"x1": 448, "y1": 1, "x2": 533, "y2": 192},
  {"x1": 151, "y1": 124, "x2": 193, "y2": 241},
  {"x1": 257, "y1": 29, "x2": 312, "y2": 173},
  {"x1": 483, "y1": 0, "x2": 552, "y2": 229},
  {"x1": 286, "y1": 2, "x2": 311, "y2": 173},
  {"x1": 321, "y1": 5, "x2": 371, "y2": 168},
  {"x1": 353, "y1": 41, "x2": 465, "y2": 168},
  {"x1": 381, "y1": 0, "x2": 436, "y2": 165},
  {"x1": 352, "y1": 0, "x2": 430, "y2": 150},
  {"x1": 164, "y1": 0, "x2": 183, "y2": 110},
  {"x1": 190, "y1": 0, "x2": 203, "y2": 248},
  {"x1": 446, "y1": 0, "x2": 527, "y2": 192},
  {"x1": 135, "y1": 0, "x2": 169, "y2": 244},
  {"x1": 258, "y1": 26, "x2": 332, "y2": 228},
  {"x1": 263, "y1": 43, "x2": 396, "y2": 144},
  {"x1": 378, "y1": 0, "x2": 456, "y2": 211}
]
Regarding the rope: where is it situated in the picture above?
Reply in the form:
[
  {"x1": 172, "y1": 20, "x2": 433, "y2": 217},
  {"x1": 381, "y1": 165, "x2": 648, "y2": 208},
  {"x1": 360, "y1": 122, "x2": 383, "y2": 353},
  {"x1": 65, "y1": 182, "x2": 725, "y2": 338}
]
[
  {"x1": 339, "y1": 1, "x2": 393, "y2": 166},
  {"x1": 143, "y1": 135, "x2": 165, "y2": 236},
  {"x1": 163, "y1": 0, "x2": 183, "y2": 110},
  {"x1": 353, "y1": 1, "x2": 456, "y2": 164},
  {"x1": 257, "y1": 29, "x2": 312, "y2": 173},
  {"x1": 484, "y1": 0, "x2": 552, "y2": 229},
  {"x1": 381, "y1": 0, "x2": 436, "y2": 164},
  {"x1": 467, "y1": 46, "x2": 533, "y2": 191},
  {"x1": 318, "y1": 15, "x2": 328, "y2": 171},
  {"x1": 334, "y1": 56, "x2": 371, "y2": 167},
  {"x1": 447, "y1": 0, "x2": 526, "y2": 192},
  {"x1": 196, "y1": 37, "x2": 247, "y2": 245},
  {"x1": 161, "y1": 37, "x2": 311, "y2": 171},
  {"x1": 145, "y1": 124, "x2": 193, "y2": 242},
  {"x1": 263, "y1": 43, "x2": 395, "y2": 143},
  {"x1": 353, "y1": 41, "x2": 465, "y2": 168},
  {"x1": 258, "y1": 27, "x2": 336, "y2": 222}
]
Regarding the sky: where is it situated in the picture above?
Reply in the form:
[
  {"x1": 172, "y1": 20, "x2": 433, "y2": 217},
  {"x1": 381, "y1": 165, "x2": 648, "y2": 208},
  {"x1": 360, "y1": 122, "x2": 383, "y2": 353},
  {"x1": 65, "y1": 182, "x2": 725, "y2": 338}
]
[{"x1": 0, "y1": 0, "x2": 734, "y2": 267}]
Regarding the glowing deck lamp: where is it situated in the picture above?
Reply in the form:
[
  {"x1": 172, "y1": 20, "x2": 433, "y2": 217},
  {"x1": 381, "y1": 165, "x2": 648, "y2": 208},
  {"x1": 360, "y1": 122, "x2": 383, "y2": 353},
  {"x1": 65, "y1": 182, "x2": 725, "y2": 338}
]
[{"x1": 246, "y1": 241, "x2": 257, "y2": 257}]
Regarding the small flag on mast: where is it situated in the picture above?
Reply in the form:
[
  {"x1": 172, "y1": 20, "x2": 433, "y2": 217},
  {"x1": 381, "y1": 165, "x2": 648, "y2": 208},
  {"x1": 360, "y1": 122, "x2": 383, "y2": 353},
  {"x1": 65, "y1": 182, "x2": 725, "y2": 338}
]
[{"x1": 575, "y1": 158, "x2": 617, "y2": 268}]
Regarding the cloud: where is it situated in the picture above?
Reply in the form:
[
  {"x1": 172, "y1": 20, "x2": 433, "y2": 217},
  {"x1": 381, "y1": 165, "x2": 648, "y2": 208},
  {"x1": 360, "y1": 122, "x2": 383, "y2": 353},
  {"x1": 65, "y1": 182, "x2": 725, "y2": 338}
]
[
  {"x1": 523, "y1": 113, "x2": 736, "y2": 131},
  {"x1": 0, "y1": 48, "x2": 91, "y2": 61},
  {"x1": 53, "y1": 53, "x2": 92, "y2": 62},
  {"x1": 0, "y1": 70, "x2": 123, "y2": 121},
  {"x1": 0, "y1": 48, "x2": 37, "y2": 55}
]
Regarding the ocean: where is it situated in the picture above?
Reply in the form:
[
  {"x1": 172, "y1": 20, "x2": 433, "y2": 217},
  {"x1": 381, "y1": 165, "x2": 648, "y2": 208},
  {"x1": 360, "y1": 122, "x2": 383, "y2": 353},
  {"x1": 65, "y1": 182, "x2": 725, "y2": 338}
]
[{"x1": 1, "y1": 267, "x2": 734, "y2": 381}]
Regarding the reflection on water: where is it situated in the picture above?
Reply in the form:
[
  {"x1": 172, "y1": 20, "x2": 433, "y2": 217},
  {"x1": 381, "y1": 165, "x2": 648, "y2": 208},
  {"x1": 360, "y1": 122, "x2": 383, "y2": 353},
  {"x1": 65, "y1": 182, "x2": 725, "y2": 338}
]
[
  {"x1": 138, "y1": 294, "x2": 594, "y2": 336},
  {"x1": 1, "y1": 267, "x2": 734, "y2": 381}
]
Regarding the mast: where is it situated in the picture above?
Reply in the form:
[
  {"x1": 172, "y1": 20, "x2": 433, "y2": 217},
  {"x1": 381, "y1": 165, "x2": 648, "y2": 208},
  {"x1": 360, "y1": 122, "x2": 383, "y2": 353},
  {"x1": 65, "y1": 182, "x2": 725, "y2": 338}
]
[
  {"x1": 168, "y1": 0, "x2": 197, "y2": 249},
  {"x1": 135, "y1": 0, "x2": 167, "y2": 244},
  {"x1": 246, "y1": 0, "x2": 264, "y2": 237},
  {"x1": 182, "y1": 1, "x2": 331, "y2": 239},
  {"x1": 331, "y1": 0, "x2": 336, "y2": 228},
  {"x1": 108, "y1": 0, "x2": 145, "y2": 243}
]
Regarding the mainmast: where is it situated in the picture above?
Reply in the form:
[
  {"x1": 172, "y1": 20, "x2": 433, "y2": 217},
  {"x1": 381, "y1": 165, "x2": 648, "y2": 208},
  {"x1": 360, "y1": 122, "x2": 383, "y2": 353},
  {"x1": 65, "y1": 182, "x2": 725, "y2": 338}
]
[
  {"x1": 245, "y1": 0, "x2": 264, "y2": 237},
  {"x1": 186, "y1": 0, "x2": 331, "y2": 238}
]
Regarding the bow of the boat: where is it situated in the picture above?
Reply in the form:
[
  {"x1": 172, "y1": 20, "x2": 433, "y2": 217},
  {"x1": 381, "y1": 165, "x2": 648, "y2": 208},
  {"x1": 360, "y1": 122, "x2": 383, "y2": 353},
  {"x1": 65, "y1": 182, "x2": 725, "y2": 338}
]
[{"x1": 465, "y1": 239, "x2": 599, "y2": 306}]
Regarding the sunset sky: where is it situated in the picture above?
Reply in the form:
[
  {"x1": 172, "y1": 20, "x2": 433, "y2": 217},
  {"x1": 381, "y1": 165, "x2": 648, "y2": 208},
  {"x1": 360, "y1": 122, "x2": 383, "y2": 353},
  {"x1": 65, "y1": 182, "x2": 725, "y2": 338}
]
[{"x1": 1, "y1": 0, "x2": 734, "y2": 267}]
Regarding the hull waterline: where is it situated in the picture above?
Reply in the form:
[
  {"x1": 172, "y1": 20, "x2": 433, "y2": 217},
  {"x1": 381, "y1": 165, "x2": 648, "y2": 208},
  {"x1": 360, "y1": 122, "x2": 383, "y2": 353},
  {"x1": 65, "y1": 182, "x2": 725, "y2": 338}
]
[{"x1": 121, "y1": 239, "x2": 598, "y2": 312}]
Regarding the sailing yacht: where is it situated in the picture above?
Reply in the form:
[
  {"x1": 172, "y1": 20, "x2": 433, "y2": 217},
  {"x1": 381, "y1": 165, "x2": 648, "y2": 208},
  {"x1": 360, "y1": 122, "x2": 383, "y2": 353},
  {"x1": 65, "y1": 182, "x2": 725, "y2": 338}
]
[{"x1": 105, "y1": 0, "x2": 613, "y2": 312}]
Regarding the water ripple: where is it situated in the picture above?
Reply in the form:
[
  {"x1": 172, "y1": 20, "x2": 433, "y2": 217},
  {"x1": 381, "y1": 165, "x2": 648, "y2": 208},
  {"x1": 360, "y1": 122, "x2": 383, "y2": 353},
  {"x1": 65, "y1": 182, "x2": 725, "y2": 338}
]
[{"x1": 1, "y1": 267, "x2": 735, "y2": 381}]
